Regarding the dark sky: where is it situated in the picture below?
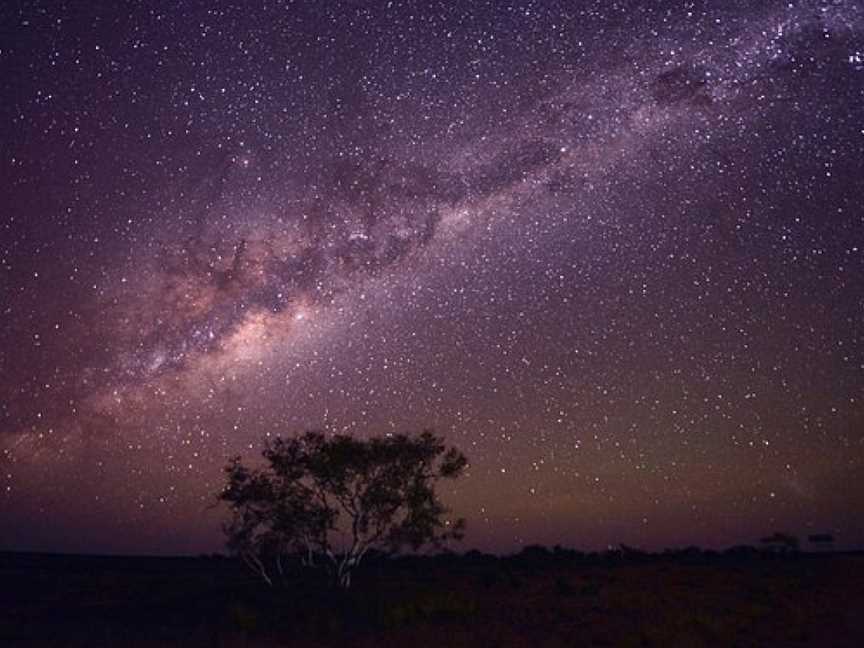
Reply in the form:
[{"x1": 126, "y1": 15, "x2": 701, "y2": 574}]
[{"x1": 1, "y1": 0, "x2": 863, "y2": 555}]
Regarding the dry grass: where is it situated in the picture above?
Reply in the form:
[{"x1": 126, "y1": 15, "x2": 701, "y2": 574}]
[{"x1": 2, "y1": 552, "x2": 862, "y2": 647}]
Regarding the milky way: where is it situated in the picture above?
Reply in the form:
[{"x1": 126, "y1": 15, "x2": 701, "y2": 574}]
[{"x1": 2, "y1": 0, "x2": 863, "y2": 553}]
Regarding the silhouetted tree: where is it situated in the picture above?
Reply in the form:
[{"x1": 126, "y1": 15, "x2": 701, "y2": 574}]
[{"x1": 219, "y1": 430, "x2": 467, "y2": 588}]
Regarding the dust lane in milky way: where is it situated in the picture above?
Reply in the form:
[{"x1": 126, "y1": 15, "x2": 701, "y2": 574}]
[{"x1": 1, "y1": 0, "x2": 863, "y2": 553}]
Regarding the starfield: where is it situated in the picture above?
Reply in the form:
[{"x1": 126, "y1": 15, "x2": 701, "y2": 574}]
[{"x1": 1, "y1": 0, "x2": 863, "y2": 646}]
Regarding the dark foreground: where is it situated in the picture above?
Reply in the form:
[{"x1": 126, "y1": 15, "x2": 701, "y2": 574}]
[{"x1": 3, "y1": 550, "x2": 863, "y2": 647}]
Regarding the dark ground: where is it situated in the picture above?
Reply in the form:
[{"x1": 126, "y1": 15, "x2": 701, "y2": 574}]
[{"x1": 2, "y1": 549, "x2": 863, "y2": 647}]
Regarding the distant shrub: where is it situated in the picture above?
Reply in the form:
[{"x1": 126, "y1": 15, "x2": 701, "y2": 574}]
[
  {"x1": 808, "y1": 533, "x2": 835, "y2": 551},
  {"x1": 723, "y1": 544, "x2": 760, "y2": 558},
  {"x1": 552, "y1": 545, "x2": 586, "y2": 562},
  {"x1": 510, "y1": 544, "x2": 554, "y2": 571},
  {"x1": 759, "y1": 532, "x2": 800, "y2": 554},
  {"x1": 463, "y1": 549, "x2": 498, "y2": 566}
]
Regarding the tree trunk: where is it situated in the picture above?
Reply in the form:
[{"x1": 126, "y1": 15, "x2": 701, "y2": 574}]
[
  {"x1": 332, "y1": 558, "x2": 353, "y2": 589},
  {"x1": 338, "y1": 569, "x2": 351, "y2": 589}
]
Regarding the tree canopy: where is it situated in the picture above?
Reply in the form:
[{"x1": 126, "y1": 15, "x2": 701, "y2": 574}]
[{"x1": 219, "y1": 430, "x2": 467, "y2": 588}]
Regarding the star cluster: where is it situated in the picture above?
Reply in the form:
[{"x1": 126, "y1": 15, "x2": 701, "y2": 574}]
[{"x1": 1, "y1": 0, "x2": 863, "y2": 553}]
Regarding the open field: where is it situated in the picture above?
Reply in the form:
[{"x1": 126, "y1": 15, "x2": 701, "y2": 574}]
[{"x1": 3, "y1": 551, "x2": 863, "y2": 647}]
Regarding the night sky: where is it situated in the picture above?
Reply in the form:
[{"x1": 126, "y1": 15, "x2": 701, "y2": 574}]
[{"x1": 2, "y1": 0, "x2": 863, "y2": 555}]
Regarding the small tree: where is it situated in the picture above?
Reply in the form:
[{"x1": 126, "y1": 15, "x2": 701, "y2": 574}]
[{"x1": 219, "y1": 430, "x2": 467, "y2": 588}]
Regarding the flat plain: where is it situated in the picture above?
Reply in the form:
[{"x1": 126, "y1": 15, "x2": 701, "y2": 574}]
[{"x1": 3, "y1": 551, "x2": 862, "y2": 647}]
